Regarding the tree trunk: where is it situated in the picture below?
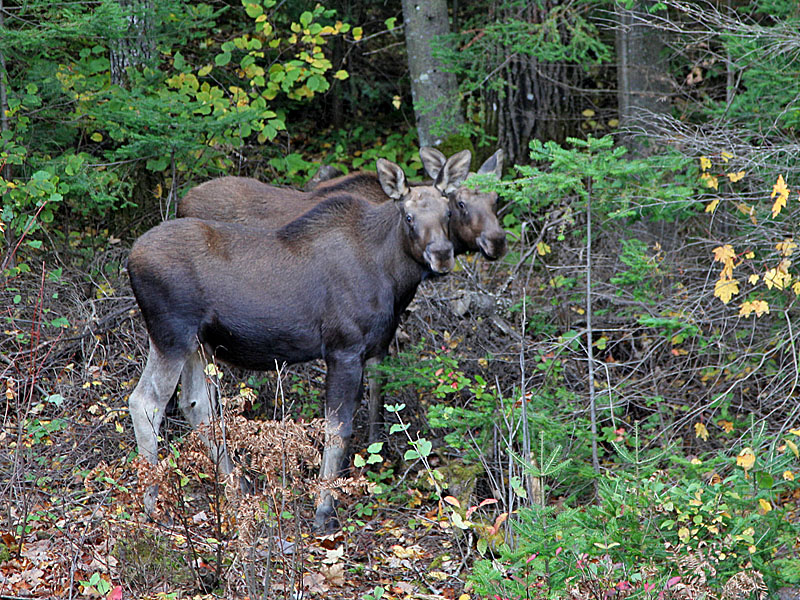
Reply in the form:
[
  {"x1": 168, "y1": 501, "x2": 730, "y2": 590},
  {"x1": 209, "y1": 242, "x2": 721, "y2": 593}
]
[
  {"x1": 0, "y1": 0, "x2": 10, "y2": 180},
  {"x1": 488, "y1": 1, "x2": 581, "y2": 167},
  {"x1": 401, "y1": 0, "x2": 464, "y2": 147},
  {"x1": 110, "y1": 0, "x2": 155, "y2": 87},
  {"x1": 615, "y1": 0, "x2": 672, "y2": 154}
]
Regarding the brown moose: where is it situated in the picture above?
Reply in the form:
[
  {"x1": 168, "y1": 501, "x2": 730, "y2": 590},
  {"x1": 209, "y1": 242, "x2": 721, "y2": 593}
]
[
  {"x1": 127, "y1": 156, "x2": 471, "y2": 531},
  {"x1": 179, "y1": 148, "x2": 506, "y2": 441}
]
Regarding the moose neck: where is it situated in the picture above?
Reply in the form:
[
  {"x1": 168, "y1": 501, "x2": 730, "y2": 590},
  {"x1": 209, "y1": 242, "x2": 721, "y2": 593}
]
[{"x1": 362, "y1": 200, "x2": 434, "y2": 297}]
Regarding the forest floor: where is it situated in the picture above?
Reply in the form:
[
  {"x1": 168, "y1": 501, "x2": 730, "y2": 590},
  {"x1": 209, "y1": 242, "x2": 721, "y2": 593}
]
[{"x1": 1, "y1": 254, "x2": 514, "y2": 600}]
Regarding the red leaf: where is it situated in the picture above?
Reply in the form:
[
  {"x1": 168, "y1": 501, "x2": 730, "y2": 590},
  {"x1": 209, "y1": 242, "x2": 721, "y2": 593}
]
[{"x1": 108, "y1": 586, "x2": 123, "y2": 600}]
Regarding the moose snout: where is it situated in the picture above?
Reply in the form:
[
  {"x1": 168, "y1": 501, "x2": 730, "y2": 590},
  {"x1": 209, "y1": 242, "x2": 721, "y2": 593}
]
[
  {"x1": 424, "y1": 240, "x2": 455, "y2": 274},
  {"x1": 477, "y1": 229, "x2": 507, "y2": 261}
]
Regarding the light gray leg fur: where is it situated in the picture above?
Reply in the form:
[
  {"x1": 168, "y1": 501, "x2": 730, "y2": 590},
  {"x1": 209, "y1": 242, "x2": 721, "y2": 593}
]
[
  {"x1": 178, "y1": 351, "x2": 233, "y2": 475},
  {"x1": 366, "y1": 357, "x2": 382, "y2": 443},
  {"x1": 128, "y1": 339, "x2": 186, "y2": 512}
]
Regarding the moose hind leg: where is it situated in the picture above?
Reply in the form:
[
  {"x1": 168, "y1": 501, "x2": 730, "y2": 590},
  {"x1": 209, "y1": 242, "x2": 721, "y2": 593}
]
[
  {"x1": 179, "y1": 351, "x2": 234, "y2": 476},
  {"x1": 128, "y1": 339, "x2": 187, "y2": 513},
  {"x1": 315, "y1": 350, "x2": 363, "y2": 533},
  {"x1": 365, "y1": 356, "x2": 384, "y2": 444}
]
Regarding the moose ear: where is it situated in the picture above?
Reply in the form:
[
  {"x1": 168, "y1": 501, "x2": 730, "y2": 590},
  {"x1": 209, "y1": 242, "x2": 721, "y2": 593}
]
[
  {"x1": 376, "y1": 158, "x2": 410, "y2": 200},
  {"x1": 419, "y1": 147, "x2": 447, "y2": 179},
  {"x1": 434, "y1": 149, "x2": 472, "y2": 194},
  {"x1": 477, "y1": 149, "x2": 503, "y2": 177}
]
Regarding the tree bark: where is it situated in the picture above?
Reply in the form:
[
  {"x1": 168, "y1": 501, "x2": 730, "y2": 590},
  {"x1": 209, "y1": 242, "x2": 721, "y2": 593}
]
[
  {"x1": 401, "y1": 0, "x2": 464, "y2": 147},
  {"x1": 488, "y1": 2, "x2": 580, "y2": 166},
  {"x1": 615, "y1": 0, "x2": 672, "y2": 154},
  {"x1": 110, "y1": 0, "x2": 155, "y2": 87},
  {"x1": 0, "y1": 0, "x2": 10, "y2": 179}
]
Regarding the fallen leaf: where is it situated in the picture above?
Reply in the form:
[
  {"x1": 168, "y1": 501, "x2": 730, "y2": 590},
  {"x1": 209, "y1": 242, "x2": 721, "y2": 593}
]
[{"x1": 320, "y1": 563, "x2": 345, "y2": 586}]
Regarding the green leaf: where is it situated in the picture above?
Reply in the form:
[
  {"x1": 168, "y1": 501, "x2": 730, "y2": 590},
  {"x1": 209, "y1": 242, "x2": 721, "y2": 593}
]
[
  {"x1": 244, "y1": 2, "x2": 263, "y2": 18},
  {"x1": 367, "y1": 442, "x2": 384, "y2": 454},
  {"x1": 173, "y1": 51, "x2": 186, "y2": 71},
  {"x1": 300, "y1": 11, "x2": 313, "y2": 27},
  {"x1": 385, "y1": 17, "x2": 397, "y2": 30},
  {"x1": 414, "y1": 438, "x2": 432, "y2": 458},
  {"x1": 354, "y1": 454, "x2": 366, "y2": 468},
  {"x1": 404, "y1": 449, "x2": 420, "y2": 460},
  {"x1": 756, "y1": 471, "x2": 774, "y2": 489},
  {"x1": 50, "y1": 316, "x2": 70, "y2": 328},
  {"x1": 215, "y1": 52, "x2": 231, "y2": 66},
  {"x1": 476, "y1": 537, "x2": 488, "y2": 555}
]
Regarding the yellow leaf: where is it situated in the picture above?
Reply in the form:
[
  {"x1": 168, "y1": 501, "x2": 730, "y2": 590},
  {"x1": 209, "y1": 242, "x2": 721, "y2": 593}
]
[
  {"x1": 764, "y1": 267, "x2": 791, "y2": 290},
  {"x1": 352, "y1": 26, "x2": 363, "y2": 41},
  {"x1": 758, "y1": 498, "x2": 772, "y2": 513},
  {"x1": 776, "y1": 238, "x2": 797, "y2": 256},
  {"x1": 678, "y1": 526, "x2": 690, "y2": 542},
  {"x1": 748, "y1": 274, "x2": 759, "y2": 285},
  {"x1": 712, "y1": 245, "x2": 736, "y2": 264},
  {"x1": 198, "y1": 64, "x2": 213, "y2": 77},
  {"x1": 790, "y1": 429, "x2": 800, "y2": 436},
  {"x1": 718, "y1": 420, "x2": 734, "y2": 433},
  {"x1": 771, "y1": 174, "x2": 790, "y2": 217},
  {"x1": 714, "y1": 277, "x2": 739, "y2": 304},
  {"x1": 700, "y1": 156, "x2": 711, "y2": 171},
  {"x1": 582, "y1": 109, "x2": 595, "y2": 117},
  {"x1": 736, "y1": 447, "x2": 755, "y2": 472},
  {"x1": 727, "y1": 171, "x2": 745, "y2": 182},
  {"x1": 783, "y1": 470, "x2": 795, "y2": 481},
  {"x1": 705, "y1": 198, "x2": 720, "y2": 213},
  {"x1": 721, "y1": 151, "x2": 734, "y2": 163},
  {"x1": 694, "y1": 422, "x2": 709, "y2": 441},
  {"x1": 392, "y1": 95, "x2": 401, "y2": 110},
  {"x1": 90, "y1": 132, "x2": 103, "y2": 142},
  {"x1": 786, "y1": 438, "x2": 799, "y2": 458},
  {"x1": 536, "y1": 241, "x2": 551, "y2": 256},
  {"x1": 333, "y1": 69, "x2": 349, "y2": 80},
  {"x1": 700, "y1": 172, "x2": 719, "y2": 190},
  {"x1": 115, "y1": 421, "x2": 124, "y2": 433},
  {"x1": 739, "y1": 300, "x2": 769, "y2": 317},
  {"x1": 745, "y1": 251, "x2": 755, "y2": 259}
]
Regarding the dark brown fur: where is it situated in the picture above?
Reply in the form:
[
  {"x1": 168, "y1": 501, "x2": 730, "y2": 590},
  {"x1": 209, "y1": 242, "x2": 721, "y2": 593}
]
[{"x1": 127, "y1": 157, "x2": 470, "y2": 532}]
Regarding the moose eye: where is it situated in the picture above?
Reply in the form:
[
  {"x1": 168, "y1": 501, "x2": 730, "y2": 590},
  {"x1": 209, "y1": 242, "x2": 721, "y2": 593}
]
[
  {"x1": 405, "y1": 214, "x2": 414, "y2": 224},
  {"x1": 458, "y1": 200, "x2": 467, "y2": 210}
]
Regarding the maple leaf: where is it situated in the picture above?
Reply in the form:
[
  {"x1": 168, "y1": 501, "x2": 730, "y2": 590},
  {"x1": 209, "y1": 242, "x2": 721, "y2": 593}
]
[
  {"x1": 764, "y1": 267, "x2": 791, "y2": 290},
  {"x1": 721, "y1": 151, "x2": 734, "y2": 163},
  {"x1": 748, "y1": 274, "x2": 760, "y2": 285},
  {"x1": 758, "y1": 498, "x2": 772, "y2": 513},
  {"x1": 793, "y1": 281, "x2": 800, "y2": 295},
  {"x1": 771, "y1": 174, "x2": 789, "y2": 217},
  {"x1": 712, "y1": 245, "x2": 736, "y2": 264},
  {"x1": 705, "y1": 198, "x2": 720, "y2": 213},
  {"x1": 718, "y1": 420, "x2": 734, "y2": 433},
  {"x1": 694, "y1": 422, "x2": 709, "y2": 441},
  {"x1": 784, "y1": 470, "x2": 795, "y2": 481},
  {"x1": 736, "y1": 447, "x2": 755, "y2": 472},
  {"x1": 776, "y1": 238, "x2": 798, "y2": 256},
  {"x1": 699, "y1": 156, "x2": 711, "y2": 171},
  {"x1": 727, "y1": 171, "x2": 745, "y2": 182},
  {"x1": 714, "y1": 277, "x2": 739, "y2": 304},
  {"x1": 739, "y1": 300, "x2": 769, "y2": 317},
  {"x1": 701, "y1": 172, "x2": 719, "y2": 190}
]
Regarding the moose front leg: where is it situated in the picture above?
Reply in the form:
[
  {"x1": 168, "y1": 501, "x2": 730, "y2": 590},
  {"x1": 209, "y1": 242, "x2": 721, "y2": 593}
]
[{"x1": 316, "y1": 350, "x2": 363, "y2": 533}]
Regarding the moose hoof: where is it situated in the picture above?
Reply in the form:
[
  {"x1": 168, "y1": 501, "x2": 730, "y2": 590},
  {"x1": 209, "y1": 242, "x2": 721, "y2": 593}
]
[{"x1": 313, "y1": 505, "x2": 340, "y2": 534}]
